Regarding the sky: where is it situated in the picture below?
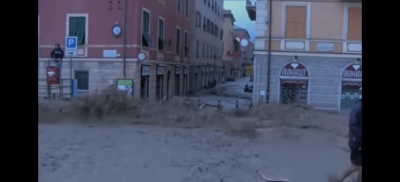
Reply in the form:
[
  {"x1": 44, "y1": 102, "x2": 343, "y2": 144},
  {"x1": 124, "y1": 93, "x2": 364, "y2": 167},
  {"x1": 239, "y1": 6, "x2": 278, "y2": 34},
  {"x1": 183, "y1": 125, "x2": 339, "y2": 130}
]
[{"x1": 224, "y1": 0, "x2": 255, "y2": 40}]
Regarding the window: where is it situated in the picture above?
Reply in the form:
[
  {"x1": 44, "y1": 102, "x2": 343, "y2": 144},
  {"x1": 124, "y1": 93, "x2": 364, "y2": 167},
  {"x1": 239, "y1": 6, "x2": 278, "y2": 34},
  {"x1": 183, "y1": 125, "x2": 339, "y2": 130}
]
[
  {"x1": 184, "y1": 31, "x2": 188, "y2": 56},
  {"x1": 347, "y1": 7, "x2": 361, "y2": 41},
  {"x1": 211, "y1": 0, "x2": 214, "y2": 11},
  {"x1": 176, "y1": 28, "x2": 181, "y2": 54},
  {"x1": 285, "y1": 6, "x2": 307, "y2": 39},
  {"x1": 211, "y1": 22, "x2": 214, "y2": 35},
  {"x1": 204, "y1": 0, "x2": 206, "y2": 4},
  {"x1": 217, "y1": 5, "x2": 220, "y2": 17},
  {"x1": 220, "y1": 29, "x2": 223, "y2": 40},
  {"x1": 196, "y1": 11, "x2": 202, "y2": 28},
  {"x1": 216, "y1": 47, "x2": 219, "y2": 60},
  {"x1": 203, "y1": 17, "x2": 206, "y2": 31},
  {"x1": 142, "y1": 10, "x2": 152, "y2": 47},
  {"x1": 208, "y1": 0, "x2": 210, "y2": 8},
  {"x1": 196, "y1": 40, "x2": 199, "y2": 58},
  {"x1": 214, "y1": 2, "x2": 217, "y2": 13},
  {"x1": 176, "y1": 0, "x2": 181, "y2": 14},
  {"x1": 206, "y1": 19, "x2": 210, "y2": 33},
  {"x1": 75, "y1": 70, "x2": 89, "y2": 90},
  {"x1": 202, "y1": 43, "x2": 205, "y2": 58},
  {"x1": 158, "y1": 18, "x2": 165, "y2": 51},
  {"x1": 184, "y1": 0, "x2": 189, "y2": 18},
  {"x1": 68, "y1": 17, "x2": 86, "y2": 45}
]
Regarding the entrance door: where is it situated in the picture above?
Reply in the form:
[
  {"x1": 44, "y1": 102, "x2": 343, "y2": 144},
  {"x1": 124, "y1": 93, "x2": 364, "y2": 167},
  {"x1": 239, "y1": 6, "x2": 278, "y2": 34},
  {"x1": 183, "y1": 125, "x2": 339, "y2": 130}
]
[
  {"x1": 280, "y1": 81, "x2": 308, "y2": 104},
  {"x1": 183, "y1": 74, "x2": 188, "y2": 95},
  {"x1": 166, "y1": 71, "x2": 170, "y2": 99},
  {"x1": 175, "y1": 74, "x2": 180, "y2": 96},
  {"x1": 140, "y1": 76, "x2": 149, "y2": 99},
  {"x1": 340, "y1": 84, "x2": 360, "y2": 110},
  {"x1": 156, "y1": 75, "x2": 163, "y2": 100},
  {"x1": 195, "y1": 73, "x2": 198, "y2": 90}
]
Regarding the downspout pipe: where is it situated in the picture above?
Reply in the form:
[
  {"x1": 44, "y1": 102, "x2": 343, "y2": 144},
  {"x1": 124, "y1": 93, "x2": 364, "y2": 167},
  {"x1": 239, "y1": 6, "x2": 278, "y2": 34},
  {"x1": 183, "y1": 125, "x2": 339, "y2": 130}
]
[
  {"x1": 122, "y1": 0, "x2": 127, "y2": 78},
  {"x1": 266, "y1": 0, "x2": 273, "y2": 104}
]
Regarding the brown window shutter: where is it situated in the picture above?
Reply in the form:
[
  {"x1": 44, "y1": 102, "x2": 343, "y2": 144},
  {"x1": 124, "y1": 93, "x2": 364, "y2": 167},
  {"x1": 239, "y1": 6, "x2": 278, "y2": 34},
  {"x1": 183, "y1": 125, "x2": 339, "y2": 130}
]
[
  {"x1": 285, "y1": 6, "x2": 307, "y2": 39},
  {"x1": 347, "y1": 8, "x2": 362, "y2": 41}
]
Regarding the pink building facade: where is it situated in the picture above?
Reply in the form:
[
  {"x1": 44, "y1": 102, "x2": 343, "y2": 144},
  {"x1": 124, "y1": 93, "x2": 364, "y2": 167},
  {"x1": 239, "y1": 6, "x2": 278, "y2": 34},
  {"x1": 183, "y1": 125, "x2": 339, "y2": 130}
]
[{"x1": 39, "y1": 0, "x2": 191, "y2": 100}]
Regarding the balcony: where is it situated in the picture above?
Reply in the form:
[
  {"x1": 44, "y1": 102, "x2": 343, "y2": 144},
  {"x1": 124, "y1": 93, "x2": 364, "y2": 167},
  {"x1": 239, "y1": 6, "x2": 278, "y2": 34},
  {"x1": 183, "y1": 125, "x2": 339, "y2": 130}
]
[{"x1": 246, "y1": 0, "x2": 256, "y2": 21}]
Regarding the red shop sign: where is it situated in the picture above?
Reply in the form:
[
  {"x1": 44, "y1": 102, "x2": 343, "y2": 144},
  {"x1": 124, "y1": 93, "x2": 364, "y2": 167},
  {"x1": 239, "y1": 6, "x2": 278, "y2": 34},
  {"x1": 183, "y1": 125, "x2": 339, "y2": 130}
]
[
  {"x1": 342, "y1": 64, "x2": 362, "y2": 79},
  {"x1": 280, "y1": 62, "x2": 309, "y2": 77}
]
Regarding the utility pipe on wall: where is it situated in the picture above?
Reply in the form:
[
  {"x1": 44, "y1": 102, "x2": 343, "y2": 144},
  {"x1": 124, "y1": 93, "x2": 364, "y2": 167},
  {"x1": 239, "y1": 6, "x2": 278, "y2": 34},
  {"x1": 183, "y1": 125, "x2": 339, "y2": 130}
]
[
  {"x1": 122, "y1": 0, "x2": 127, "y2": 78},
  {"x1": 266, "y1": 0, "x2": 273, "y2": 103}
]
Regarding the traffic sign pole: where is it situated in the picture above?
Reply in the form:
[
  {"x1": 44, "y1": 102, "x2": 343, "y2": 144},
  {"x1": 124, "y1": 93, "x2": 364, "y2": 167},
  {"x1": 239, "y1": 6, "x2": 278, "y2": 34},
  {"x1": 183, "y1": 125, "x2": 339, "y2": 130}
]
[
  {"x1": 70, "y1": 55, "x2": 72, "y2": 87},
  {"x1": 65, "y1": 36, "x2": 77, "y2": 97}
]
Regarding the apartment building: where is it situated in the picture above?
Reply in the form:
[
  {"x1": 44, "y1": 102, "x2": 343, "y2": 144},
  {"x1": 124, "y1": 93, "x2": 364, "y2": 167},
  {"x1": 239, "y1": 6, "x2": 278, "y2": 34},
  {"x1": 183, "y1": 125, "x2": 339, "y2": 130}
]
[
  {"x1": 221, "y1": 10, "x2": 240, "y2": 79},
  {"x1": 38, "y1": 0, "x2": 191, "y2": 100},
  {"x1": 232, "y1": 26, "x2": 253, "y2": 77},
  {"x1": 188, "y1": 0, "x2": 224, "y2": 92},
  {"x1": 246, "y1": 0, "x2": 362, "y2": 112}
]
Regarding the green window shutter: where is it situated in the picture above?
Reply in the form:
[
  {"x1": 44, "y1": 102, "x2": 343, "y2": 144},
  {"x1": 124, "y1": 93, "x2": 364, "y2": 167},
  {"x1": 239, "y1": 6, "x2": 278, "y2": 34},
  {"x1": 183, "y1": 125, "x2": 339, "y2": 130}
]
[
  {"x1": 76, "y1": 17, "x2": 86, "y2": 44},
  {"x1": 68, "y1": 17, "x2": 78, "y2": 36}
]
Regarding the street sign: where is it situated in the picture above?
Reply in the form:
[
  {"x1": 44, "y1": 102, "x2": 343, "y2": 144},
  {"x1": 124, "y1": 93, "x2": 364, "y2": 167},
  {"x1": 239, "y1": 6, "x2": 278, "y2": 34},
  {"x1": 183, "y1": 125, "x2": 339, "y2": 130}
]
[
  {"x1": 137, "y1": 52, "x2": 146, "y2": 61},
  {"x1": 65, "y1": 36, "x2": 77, "y2": 56}
]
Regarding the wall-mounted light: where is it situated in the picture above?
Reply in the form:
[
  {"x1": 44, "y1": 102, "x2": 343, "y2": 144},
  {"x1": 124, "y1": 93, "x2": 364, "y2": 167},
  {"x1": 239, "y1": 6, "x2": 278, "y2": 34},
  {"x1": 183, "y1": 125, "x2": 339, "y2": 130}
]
[{"x1": 293, "y1": 55, "x2": 298, "y2": 62}]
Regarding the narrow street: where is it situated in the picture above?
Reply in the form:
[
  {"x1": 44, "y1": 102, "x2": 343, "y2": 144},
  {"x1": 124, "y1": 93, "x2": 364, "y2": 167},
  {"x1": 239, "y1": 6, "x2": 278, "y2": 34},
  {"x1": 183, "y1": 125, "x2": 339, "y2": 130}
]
[{"x1": 192, "y1": 77, "x2": 252, "y2": 110}]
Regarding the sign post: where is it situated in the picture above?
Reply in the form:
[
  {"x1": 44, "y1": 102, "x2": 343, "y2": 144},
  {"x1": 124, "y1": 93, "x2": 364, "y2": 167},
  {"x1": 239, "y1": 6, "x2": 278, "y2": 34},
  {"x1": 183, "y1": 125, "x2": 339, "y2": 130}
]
[{"x1": 65, "y1": 36, "x2": 77, "y2": 96}]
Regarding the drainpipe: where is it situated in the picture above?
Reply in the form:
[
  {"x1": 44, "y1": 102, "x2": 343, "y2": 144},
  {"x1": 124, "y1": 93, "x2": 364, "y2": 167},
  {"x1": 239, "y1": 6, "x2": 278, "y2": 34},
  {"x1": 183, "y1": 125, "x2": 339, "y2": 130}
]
[
  {"x1": 266, "y1": 0, "x2": 273, "y2": 104},
  {"x1": 122, "y1": 0, "x2": 128, "y2": 78}
]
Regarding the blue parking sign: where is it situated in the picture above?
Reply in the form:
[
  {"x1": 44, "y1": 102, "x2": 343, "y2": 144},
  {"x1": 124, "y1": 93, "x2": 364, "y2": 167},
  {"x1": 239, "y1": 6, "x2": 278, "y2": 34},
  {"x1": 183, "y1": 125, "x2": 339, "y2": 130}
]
[{"x1": 65, "y1": 36, "x2": 77, "y2": 56}]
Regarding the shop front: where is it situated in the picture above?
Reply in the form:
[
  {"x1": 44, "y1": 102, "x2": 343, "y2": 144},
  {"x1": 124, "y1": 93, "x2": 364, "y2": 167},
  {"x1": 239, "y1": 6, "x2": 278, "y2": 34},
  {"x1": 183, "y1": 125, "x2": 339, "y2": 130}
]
[
  {"x1": 340, "y1": 64, "x2": 362, "y2": 110},
  {"x1": 279, "y1": 62, "x2": 309, "y2": 104}
]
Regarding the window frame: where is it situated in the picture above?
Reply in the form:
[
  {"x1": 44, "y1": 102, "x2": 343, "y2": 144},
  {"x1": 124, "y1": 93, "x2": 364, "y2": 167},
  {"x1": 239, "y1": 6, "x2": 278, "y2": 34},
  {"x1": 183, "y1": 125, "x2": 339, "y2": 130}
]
[
  {"x1": 176, "y1": 0, "x2": 181, "y2": 14},
  {"x1": 184, "y1": 30, "x2": 188, "y2": 56},
  {"x1": 176, "y1": 26, "x2": 181, "y2": 55},
  {"x1": 141, "y1": 9, "x2": 152, "y2": 47},
  {"x1": 157, "y1": 17, "x2": 165, "y2": 51},
  {"x1": 74, "y1": 70, "x2": 89, "y2": 91}
]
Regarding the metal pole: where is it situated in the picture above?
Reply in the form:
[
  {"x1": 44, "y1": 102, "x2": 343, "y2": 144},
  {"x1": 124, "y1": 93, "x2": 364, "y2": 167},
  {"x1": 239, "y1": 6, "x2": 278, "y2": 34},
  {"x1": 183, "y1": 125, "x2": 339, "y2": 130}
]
[
  {"x1": 70, "y1": 55, "x2": 73, "y2": 97},
  {"x1": 59, "y1": 59, "x2": 63, "y2": 99}
]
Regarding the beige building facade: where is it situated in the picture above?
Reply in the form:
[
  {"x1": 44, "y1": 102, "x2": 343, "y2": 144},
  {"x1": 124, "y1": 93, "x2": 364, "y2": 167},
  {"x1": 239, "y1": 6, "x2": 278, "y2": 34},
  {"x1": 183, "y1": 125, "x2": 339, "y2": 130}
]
[
  {"x1": 222, "y1": 10, "x2": 240, "y2": 78},
  {"x1": 188, "y1": 0, "x2": 224, "y2": 92},
  {"x1": 247, "y1": 0, "x2": 362, "y2": 111}
]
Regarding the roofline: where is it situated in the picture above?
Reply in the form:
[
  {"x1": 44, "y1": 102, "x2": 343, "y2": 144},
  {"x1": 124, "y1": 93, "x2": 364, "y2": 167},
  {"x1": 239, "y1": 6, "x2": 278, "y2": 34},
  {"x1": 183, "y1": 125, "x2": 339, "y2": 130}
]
[
  {"x1": 233, "y1": 28, "x2": 251, "y2": 40},
  {"x1": 223, "y1": 10, "x2": 236, "y2": 23}
]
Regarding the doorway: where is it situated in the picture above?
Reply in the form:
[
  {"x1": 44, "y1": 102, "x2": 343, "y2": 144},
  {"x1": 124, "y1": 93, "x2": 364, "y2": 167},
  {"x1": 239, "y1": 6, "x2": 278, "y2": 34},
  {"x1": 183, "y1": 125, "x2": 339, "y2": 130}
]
[
  {"x1": 183, "y1": 73, "x2": 188, "y2": 95},
  {"x1": 280, "y1": 81, "x2": 308, "y2": 104},
  {"x1": 156, "y1": 66, "x2": 165, "y2": 100},
  {"x1": 166, "y1": 71, "x2": 171, "y2": 99},
  {"x1": 140, "y1": 65, "x2": 150, "y2": 99},
  {"x1": 340, "y1": 84, "x2": 361, "y2": 110},
  {"x1": 175, "y1": 73, "x2": 180, "y2": 96},
  {"x1": 194, "y1": 73, "x2": 199, "y2": 90},
  {"x1": 201, "y1": 72, "x2": 205, "y2": 88}
]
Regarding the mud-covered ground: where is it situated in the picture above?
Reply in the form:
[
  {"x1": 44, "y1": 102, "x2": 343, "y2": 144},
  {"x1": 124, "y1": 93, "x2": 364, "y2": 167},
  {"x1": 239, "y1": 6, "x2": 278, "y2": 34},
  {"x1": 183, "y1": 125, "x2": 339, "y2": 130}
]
[
  {"x1": 39, "y1": 123, "x2": 351, "y2": 182},
  {"x1": 39, "y1": 78, "x2": 357, "y2": 182}
]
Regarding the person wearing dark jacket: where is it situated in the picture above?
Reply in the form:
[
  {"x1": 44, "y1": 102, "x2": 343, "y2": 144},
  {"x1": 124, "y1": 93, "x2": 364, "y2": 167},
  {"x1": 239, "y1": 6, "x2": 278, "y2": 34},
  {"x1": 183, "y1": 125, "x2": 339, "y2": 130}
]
[
  {"x1": 338, "y1": 87, "x2": 362, "y2": 182},
  {"x1": 51, "y1": 44, "x2": 64, "y2": 61}
]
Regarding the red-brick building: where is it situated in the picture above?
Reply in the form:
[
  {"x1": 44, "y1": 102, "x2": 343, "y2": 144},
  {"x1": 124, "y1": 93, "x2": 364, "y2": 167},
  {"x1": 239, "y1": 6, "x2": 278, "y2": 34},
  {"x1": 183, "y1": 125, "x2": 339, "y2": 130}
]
[{"x1": 39, "y1": 0, "x2": 191, "y2": 100}]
